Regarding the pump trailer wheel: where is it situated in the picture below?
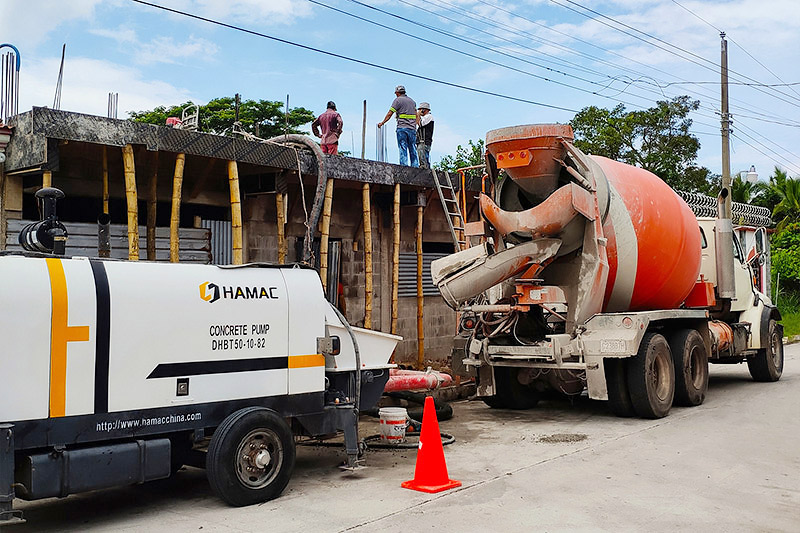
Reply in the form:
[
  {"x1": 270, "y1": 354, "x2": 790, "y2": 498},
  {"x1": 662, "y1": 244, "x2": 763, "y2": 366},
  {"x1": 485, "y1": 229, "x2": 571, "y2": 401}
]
[{"x1": 206, "y1": 407, "x2": 296, "y2": 507}]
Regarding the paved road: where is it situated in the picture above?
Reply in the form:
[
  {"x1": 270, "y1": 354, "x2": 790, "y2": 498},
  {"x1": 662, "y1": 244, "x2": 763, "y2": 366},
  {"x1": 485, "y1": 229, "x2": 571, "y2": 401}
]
[{"x1": 13, "y1": 343, "x2": 800, "y2": 532}]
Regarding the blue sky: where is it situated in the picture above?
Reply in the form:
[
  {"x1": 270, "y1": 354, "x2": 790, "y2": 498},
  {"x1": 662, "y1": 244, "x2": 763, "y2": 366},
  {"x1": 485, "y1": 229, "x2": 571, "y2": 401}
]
[{"x1": 4, "y1": 0, "x2": 800, "y2": 180}]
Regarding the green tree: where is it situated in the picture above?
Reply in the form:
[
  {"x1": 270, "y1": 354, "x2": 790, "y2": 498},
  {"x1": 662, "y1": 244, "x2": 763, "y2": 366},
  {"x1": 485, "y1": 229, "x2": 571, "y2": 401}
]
[
  {"x1": 772, "y1": 175, "x2": 800, "y2": 231},
  {"x1": 771, "y1": 222, "x2": 800, "y2": 293},
  {"x1": 753, "y1": 167, "x2": 788, "y2": 213},
  {"x1": 570, "y1": 96, "x2": 713, "y2": 193},
  {"x1": 129, "y1": 97, "x2": 315, "y2": 138},
  {"x1": 731, "y1": 174, "x2": 770, "y2": 204},
  {"x1": 435, "y1": 139, "x2": 485, "y2": 180}
]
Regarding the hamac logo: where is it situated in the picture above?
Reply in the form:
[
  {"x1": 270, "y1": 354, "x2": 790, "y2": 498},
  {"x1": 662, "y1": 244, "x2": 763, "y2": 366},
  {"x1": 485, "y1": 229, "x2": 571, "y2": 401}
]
[{"x1": 199, "y1": 282, "x2": 220, "y2": 303}]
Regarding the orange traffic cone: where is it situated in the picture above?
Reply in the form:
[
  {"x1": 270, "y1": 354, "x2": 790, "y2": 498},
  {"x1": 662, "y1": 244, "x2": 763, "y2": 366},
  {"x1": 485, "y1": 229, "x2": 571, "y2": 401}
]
[{"x1": 401, "y1": 396, "x2": 461, "y2": 493}]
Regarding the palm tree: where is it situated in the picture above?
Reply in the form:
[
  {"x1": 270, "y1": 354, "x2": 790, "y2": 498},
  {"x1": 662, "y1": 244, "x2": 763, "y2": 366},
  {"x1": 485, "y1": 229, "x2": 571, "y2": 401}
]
[
  {"x1": 772, "y1": 174, "x2": 800, "y2": 231},
  {"x1": 731, "y1": 174, "x2": 768, "y2": 204}
]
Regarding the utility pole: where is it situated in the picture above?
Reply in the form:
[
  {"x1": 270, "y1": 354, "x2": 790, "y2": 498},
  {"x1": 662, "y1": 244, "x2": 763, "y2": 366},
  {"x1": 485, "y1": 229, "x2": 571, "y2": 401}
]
[{"x1": 716, "y1": 31, "x2": 735, "y2": 298}]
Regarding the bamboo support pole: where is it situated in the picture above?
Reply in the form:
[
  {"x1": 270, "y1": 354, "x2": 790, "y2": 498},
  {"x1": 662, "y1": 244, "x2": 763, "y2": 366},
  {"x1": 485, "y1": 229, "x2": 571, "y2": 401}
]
[
  {"x1": 416, "y1": 204, "x2": 424, "y2": 369},
  {"x1": 146, "y1": 151, "x2": 158, "y2": 260},
  {"x1": 362, "y1": 183, "x2": 373, "y2": 329},
  {"x1": 169, "y1": 153, "x2": 185, "y2": 263},
  {"x1": 391, "y1": 183, "x2": 400, "y2": 335},
  {"x1": 102, "y1": 146, "x2": 109, "y2": 215},
  {"x1": 122, "y1": 144, "x2": 139, "y2": 261},
  {"x1": 42, "y1": 170, "x2": 52, "y2": 188},
  {"x1": 227, "y1": 160, "x2": 243, "y2": 265},
  {"x1": 319, "y1": 178, "x2": 334, "y2": 292},
  {"x1": 276, "y1": 192, "x2": 286, "y2": 264}
]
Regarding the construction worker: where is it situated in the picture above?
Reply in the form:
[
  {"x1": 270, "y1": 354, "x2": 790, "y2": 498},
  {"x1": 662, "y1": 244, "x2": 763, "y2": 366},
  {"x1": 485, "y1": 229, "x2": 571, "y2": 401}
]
[
  {"x1": 312, "y1": 101, "x2": 344, "y2": 155},
  {"x1": 377, "y1": 85, "x2": 418, "y2": 167},
  {"x1": 416, "y1": 102, "x2": 434, "y2": 169}
]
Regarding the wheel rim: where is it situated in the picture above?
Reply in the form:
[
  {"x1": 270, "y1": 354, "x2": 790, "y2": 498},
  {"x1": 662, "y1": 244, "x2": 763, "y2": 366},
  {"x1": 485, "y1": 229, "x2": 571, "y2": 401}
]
[
  {"x1": 651, "y1": 349, "x2": 671, "y2": 401},
  {"x1": 688, "y1": 344, "x2": 704, "y2": 389},
  {"x1": 770, "y1": 329, "x2": 782, "y2": 368},
  {"x1": 235, "y1": 428, "x2": 283, "y2": 489}
]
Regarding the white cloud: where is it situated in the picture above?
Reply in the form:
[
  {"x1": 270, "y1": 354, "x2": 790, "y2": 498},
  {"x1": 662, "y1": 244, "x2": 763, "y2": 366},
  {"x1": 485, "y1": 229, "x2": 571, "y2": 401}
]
[
  {"x1": 89, "y1": 26, "x2": 138, "y2": 44},
  {"x1": 19, "y1": 56, "x2": 193, "y2": 117},
  {"x1": 0, "y1": 0, "x2": 105, "y2": 49},
  {"x1": 135, "y1": 35, "x2": 219, "y2": 65},
  {"x1": 155, "y1": 0, "x2": 313, "y2": 25}
]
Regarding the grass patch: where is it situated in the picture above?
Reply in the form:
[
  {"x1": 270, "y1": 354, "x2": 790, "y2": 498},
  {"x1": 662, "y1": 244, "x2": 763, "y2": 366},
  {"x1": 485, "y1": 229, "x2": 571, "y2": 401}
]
[{"x1": 781, "y1": 311, "x2": 800, "y2": 338}]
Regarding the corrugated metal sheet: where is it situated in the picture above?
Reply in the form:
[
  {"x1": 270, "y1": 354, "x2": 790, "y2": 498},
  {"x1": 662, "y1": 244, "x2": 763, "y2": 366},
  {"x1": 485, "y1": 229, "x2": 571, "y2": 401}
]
[
  {"x1": 398, "y1": 252, "x2": 447, "y2": 297},
  {"x1": 200, "y1": 219, "x2": 232, "y2": 265},
  {"x1": 6, "y1": 220, "x2": 211, "y2": 263}
]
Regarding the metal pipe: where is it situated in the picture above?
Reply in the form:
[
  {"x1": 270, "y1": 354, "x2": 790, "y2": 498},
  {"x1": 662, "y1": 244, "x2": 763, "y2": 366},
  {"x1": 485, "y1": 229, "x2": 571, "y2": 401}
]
[
  {"x1": 146, "y1": 151, "x2": 158, "y2": 260},
  {"x1": 170, "y1": 153, "x2": 185, "y2": 263},
  {"x1": 319, "y1": 178, "x2": 334, "y2": 292},
  {"x1": 416, "y1": 203, "x2": 424, "y2": 369},
  {"x1": 97, "y1": 213, "x2": 111, "y2": 258},
  {"x1": 362, "y1": 183, "x2": 373, "y2": 329},
  {"x1": 227, "y1": 160, "x2": 243, "y2": 265},
  {"x1": 122, "y1": 144, "x2": 139, "y2": 261},
  {"x1": 102, "y1": 146, "x2": 109, "y2": 215}
]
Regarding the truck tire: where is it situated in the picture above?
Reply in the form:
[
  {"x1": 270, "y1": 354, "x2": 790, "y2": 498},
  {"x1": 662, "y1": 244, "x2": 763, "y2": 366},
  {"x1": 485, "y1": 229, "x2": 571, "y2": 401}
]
[
  {"x1": 626, "y1": 333, "x2": 674, "y2": 418},
  {"x1": 604, "y1": 358, "x2": 634, "y2": 417},
  {"x1": 669, "y1": 329, "x2": 708, "y2": 406},
  {"x1": 206, "y1": 407, "x2": 295, "y2": 507},
  {"x1": 495, "y1": 367, "x2": 539, "y2": 410},
  {"x1": 748, "y1": 319, "x2": 784, "y2": 382}
]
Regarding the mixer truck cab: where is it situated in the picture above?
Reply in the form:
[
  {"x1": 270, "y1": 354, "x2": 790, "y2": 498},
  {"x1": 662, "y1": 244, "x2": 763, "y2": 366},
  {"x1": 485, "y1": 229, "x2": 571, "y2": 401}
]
[
  {"x1": 433, "y1": 124, "x2": 784, "y2": 420},
  {"x1": 0, "y1": 189, "x2": 400, "y2": 525}
]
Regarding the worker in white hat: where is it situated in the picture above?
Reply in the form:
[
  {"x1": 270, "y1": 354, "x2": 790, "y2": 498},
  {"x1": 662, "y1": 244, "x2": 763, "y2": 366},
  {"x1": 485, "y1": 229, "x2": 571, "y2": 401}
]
[
  {"x1": 377, "y1": 85, "x2": 418, "y2": 167},
  {"x1": 416, "y1": 102, "x2": 434, "y2": 169}
]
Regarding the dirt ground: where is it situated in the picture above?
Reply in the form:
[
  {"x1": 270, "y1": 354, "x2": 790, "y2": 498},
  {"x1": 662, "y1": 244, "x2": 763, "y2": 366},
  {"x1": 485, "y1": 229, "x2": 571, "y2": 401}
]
[{"x1": 10, "y1": 342, "x2": 800, "y2": 532}]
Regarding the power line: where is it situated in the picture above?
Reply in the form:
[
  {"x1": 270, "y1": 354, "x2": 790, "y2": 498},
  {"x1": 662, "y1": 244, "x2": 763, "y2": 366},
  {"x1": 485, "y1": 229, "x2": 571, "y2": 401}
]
[{"x1": 128, "y1": 0, "x2": 578, "y2": 113}]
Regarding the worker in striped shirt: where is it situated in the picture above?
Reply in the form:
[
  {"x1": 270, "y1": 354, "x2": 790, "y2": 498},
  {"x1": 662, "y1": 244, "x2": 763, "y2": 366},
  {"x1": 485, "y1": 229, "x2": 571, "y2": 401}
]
[{"x1": 377, "y1": 85, "x2": 418, "y2": 167}]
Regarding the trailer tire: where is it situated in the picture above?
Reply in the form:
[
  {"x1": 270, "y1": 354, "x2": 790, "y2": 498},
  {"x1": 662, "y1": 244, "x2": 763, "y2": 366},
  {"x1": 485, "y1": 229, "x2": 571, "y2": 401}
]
[
  {"x1": 627, "y1": 333, "x2": 674, "y2": 418},
  {"x1": 748, "y1": 319, "x2": 784, "y2": 382},
  {"x1": 495, "y1": 367, "x2": 539, "y2": 410},
  {"x1": 669, "y1": 329, "x2": 708, "y2": 406},
  {"x1": 206, "y1": 407, "x2": 295, "y2": 507},
  {"x1": 604, "y1": 358, "x2": 634, "y2": 417}
]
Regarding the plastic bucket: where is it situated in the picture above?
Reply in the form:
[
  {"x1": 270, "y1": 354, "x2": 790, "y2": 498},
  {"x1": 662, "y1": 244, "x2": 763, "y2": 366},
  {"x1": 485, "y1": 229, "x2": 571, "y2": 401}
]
[{"x1": 378, "y1": 407, "x2": 408, "y2": 444}]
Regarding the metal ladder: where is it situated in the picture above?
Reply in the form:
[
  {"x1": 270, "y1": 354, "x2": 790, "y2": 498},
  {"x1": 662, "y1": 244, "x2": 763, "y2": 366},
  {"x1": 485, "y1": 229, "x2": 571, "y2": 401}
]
[{"x1": 432, "y1": 169, "x2": 466, "y2": 251}]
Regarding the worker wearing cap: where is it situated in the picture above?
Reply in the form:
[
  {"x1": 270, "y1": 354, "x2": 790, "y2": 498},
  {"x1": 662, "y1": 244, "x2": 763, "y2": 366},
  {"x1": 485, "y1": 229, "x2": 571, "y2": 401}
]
[
  {"x1": 416, "y1": 102, "x2": 434, "y2": 169},
  {"x1": 377, "y1": 85, "x2": 418, "y2": 167},
  {"x1": 312, "y1": 101, "x2": 344, "y2": 155}
]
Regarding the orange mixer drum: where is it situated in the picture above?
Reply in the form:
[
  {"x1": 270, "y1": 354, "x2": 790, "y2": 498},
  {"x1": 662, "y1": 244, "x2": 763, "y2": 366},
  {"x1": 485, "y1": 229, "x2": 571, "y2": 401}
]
[
  {"x1": 592, "y1": 156, "x2": 702, "y2": 311},
  {"x1": 484, "y1": 124, "x2": 702, "y2": 311}
]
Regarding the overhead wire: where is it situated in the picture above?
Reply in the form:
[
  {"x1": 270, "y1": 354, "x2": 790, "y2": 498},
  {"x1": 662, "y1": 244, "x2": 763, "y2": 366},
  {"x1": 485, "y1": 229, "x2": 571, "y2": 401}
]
[{"x1": 128, "y1": 0, "x2": 577, "y2": 113}]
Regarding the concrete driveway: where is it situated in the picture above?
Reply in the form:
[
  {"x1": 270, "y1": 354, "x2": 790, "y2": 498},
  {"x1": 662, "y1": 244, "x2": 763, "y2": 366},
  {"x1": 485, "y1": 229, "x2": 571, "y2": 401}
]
[{"x1": 14, "y1": 343, "x2": 800, "y2": 532}]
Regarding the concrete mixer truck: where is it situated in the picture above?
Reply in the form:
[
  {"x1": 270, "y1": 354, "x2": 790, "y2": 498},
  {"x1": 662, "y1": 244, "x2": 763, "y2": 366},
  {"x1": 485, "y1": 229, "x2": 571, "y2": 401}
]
[
  {"x1": 433, "y1": 124, "x2": 783, "y2": 419},
  {"x1": 0, "y1": 189, "x2": 400, "y2": 524}
]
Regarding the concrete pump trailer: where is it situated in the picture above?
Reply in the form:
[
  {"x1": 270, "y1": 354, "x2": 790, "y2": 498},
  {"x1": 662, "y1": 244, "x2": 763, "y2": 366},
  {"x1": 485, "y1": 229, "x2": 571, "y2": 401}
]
[{"x1": 0, "y1": 191, "x2": 399, "y2": 524}]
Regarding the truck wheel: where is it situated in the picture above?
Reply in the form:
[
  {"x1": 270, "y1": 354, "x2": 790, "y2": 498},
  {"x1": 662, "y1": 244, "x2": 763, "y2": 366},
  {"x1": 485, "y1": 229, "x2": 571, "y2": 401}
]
[
  {"x1": 604, "y1": 358, "x2": 634, "y2": 417},
  {"x1": 748, "y1": 319, "x2": 784, "y2": 382},
  {"x1": 495, "y1": 367, "x2": 539, "y2": 410},
  {"x1": 669, "y1": 329, "x2": 708, "y2": 406},
  {"x1": 206, "y1": 407, "x2": 295, "y2": 507},
  {"x1": 482, "y1": 395, "x2": 507, "y2": 409},
  {"x1": 627, "y1": 333, "x2": 674, "y2": 418}
]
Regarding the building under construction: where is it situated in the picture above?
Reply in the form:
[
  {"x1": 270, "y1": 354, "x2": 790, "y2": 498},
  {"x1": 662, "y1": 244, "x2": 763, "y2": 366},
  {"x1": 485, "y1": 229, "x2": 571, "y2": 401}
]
[{"x1": 0, "y1": 107, "x2": 480, "y2": 367}]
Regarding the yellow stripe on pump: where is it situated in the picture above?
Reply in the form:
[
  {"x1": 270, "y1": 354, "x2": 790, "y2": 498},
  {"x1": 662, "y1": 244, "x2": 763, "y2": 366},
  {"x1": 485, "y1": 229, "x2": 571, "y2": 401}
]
[
  {"x1": 46, "y1": 258, "x2": 90, "y2": 417},
  {"x1": 288, "y1": 354, "x2": 325, "y2": 369}
]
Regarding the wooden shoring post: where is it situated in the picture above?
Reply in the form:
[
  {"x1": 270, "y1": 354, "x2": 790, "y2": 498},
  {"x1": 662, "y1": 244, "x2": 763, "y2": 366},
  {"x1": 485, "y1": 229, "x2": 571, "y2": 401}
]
[
  {"x1": 416, "y1": 201, "x2": 424, "y2": 369},
  {"x1": 102, "y1": 146, "x2": 109, "y2": 215},
  {"x1": 391, "y1": 182, "x2": 400, "y2": 335},
  {"x1": 122, "y1": 144, "x2": 139, "y2": 260},
  {"x1": 362, "y1": 182, "x2": 373, "y2": 329},
  {"x1": 42, "y1": 170, "x2": 52, "y2": 188},
  {"x1": 276, "y1": 191, "x2": 286, "y2": 264},
  {"x1": 319, "y1": 178, "x2": 335, "y2": 292},
  {"x1": 146, "y1": 151, "x2": 159, "y2": 260},
  {"x1": 227, "y1": 160, "x2": 243, "y2": 265},
  {"x1": 169, "y1": 153, "x2": 185, "y2": 263}
]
